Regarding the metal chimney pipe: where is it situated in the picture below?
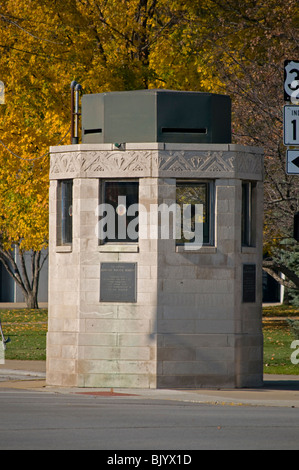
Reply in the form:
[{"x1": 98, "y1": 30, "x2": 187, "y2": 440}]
[
  {"x1": 70, "y1": 80, "x2": 77, "y2": 144},
  {"x1": 74, "y1": 83, "x2": 82, "y2": 144}
]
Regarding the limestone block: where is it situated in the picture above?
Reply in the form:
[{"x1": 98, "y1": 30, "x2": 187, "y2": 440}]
[
  {"x1": 78, "y1": 333, "x2": 118, "y2": 347},
  {"x1": 118, "y1": 333, "x2": 156, "y2": 348},
  {"x1": 81, "y1": 373, "x2": 155, "y2": 389},
  {"x1": 48, "y1": 143, "x2": 264, "y2": 389}
]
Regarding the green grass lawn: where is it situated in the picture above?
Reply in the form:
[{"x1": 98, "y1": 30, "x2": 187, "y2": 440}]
[
  {"x1": 263, "y1": 304, "x2": 299, "y2": 375},
  {"x1": 263, "y1": 323, "x2": 299, "y2": 374},
  {"x1": 0, "y1": 308, "x2": 47, "y2": 361},
  {"x1": 0, "y1": 305, "x2": 299, "y2": 375}
]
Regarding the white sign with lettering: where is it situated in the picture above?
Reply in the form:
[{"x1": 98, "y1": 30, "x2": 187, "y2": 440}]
[{"x1": 284, "y1": 105, "x2": 299, "y2": 146}]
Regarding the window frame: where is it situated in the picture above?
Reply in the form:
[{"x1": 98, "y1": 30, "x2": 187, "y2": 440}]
[
  {"x1": 99, "y1": 179, "x2": 139, "y2": 244},
  {"x1": 241, "y1": 181, "x2": 256, "y2": 247},
  {"x1": 176, "y1": 180, "x2": 215, "y2": 247},
  {"x1": 57, "y1": 179, "x2": 73, "y2": 246}
]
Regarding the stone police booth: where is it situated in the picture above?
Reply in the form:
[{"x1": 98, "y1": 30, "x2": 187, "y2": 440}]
[{"x1": 46, "y1": 90, "x2": 264, "y2": 389}]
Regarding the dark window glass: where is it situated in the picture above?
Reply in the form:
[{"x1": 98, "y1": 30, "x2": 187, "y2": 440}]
[
  {"x1": 57, "y1": 180, "x2": 73, "y2": 246},
  {"x1": 101, "y1": 181, "x2": 139, "y2": 243},
  {"x1": 242, "y1": 182, "x2": 254, "y2": 247}
]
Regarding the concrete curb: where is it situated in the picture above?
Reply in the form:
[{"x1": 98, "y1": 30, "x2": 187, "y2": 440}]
[{"x1": 1, "y1": 361, "x2": 299, "y2": 408}]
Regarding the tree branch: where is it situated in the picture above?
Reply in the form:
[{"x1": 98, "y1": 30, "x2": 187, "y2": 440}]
[{"x1": 263, "y1": 260, "x2": 299, "y2": 289}]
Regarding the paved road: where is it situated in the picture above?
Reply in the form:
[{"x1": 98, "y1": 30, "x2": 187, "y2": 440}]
[
  {"x1": 1, "y1": 362, "x2": 299, "y2": 450},
  {"x1": 0, "y1": 388, "x2": 299, "y2": 450}
]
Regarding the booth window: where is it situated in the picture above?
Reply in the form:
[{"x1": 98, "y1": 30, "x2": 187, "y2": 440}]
[
  {"x1": 176, "y1": 181, "x2": 214, "y2": 246},
  {"x1": 57, "y1": 180, "x2": 73, "y2": 246},
  {"x1": 100, "y1": 181, "x2": 139, "y2": 243},
  {"x1": 242, "y1": 181, "x2": 255, "y2": 247}
]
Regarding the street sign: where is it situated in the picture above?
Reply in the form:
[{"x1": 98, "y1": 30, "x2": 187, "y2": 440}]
[
  {"x1": 284, "y1": 60, "x2": 299, "y2": 103},
  {"x1": 284, "y1": 105, "x2": 299, "y2": 145},
  {"x1": 286, "y1": 149, "x2": 299, "y2": 175}
]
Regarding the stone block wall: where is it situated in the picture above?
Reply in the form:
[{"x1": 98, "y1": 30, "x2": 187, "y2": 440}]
[{"x1": 47, "y1": 143, "x2": 264, "y2": 388}]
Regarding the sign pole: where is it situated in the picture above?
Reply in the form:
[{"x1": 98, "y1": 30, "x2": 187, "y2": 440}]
[{"x1": 283, "y1": 61, "x2": 299, "y2": 241}]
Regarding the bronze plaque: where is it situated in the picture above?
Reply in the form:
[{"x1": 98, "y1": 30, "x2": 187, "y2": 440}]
[
  {"x1": 243, "y1": 264, "x2": 256, "y2": 303},
  {"x1": 100, "y1": 262, "x2": 137, "y2": 302}
]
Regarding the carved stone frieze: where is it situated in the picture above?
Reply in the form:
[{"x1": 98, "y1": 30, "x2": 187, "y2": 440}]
[
  {"x1": 82, "y1": 150, "x2": 152, "y2": 175},
  {"x1": 50, "y1": 145, "x2": 263, "y2": 180},
  {"x1": 50, "y1": 150, "x2": 153, "y2": 179},
  {"x1": 50, "y1": 152, "x2": 81, "y2": 176},
  {"x1": 156, "y1": 150, "x2": 235, "y2": 174},
  {"x1": 235, "y1": 152, "x2": 264, "y2": 177}
]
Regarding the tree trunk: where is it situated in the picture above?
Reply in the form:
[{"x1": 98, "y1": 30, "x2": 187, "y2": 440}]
[
  {"x1": 24, "y1": 291, "x2": 39, "y2": 309},
  {"x1": 0, "y1": 245, "x2": 47, "y2": 309}
]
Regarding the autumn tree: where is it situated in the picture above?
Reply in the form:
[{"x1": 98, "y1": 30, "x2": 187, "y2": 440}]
[
  {"x1": 0, "y1": 0, "x2": 75, "y2": 308},
  {"x1": 0, "y1": 0, "x2": 298, "y2": 304},
  {"x1": 0, "y1": 0, "x2": 206, "y2": 307},
  {"x1": 212, "y1": 0, "x2": 299, "y2": 296},
  {"x1": 180, "y1": 0, "x2": 299, "y2": 296},
  {"x1": 0, "y1": 154, "x2": 49, "y2": 308}
]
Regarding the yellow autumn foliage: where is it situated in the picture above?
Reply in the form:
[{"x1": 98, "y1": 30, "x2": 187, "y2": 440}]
[{"x1": 0, "y1": 0, "x2": 297, "y2": 256}]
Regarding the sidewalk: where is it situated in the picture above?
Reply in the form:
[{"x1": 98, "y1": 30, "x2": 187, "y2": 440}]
[
  {"x1": 0, "y1": 360, "x2": 46, "y2": 387},
  {"x1": 1, "y1": 360, "x2": 299, "y2": 408}
]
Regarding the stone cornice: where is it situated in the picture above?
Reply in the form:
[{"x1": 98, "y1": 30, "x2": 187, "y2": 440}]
[{"x1": 49, "y1": 143, "x2": 264, "y2": 181}]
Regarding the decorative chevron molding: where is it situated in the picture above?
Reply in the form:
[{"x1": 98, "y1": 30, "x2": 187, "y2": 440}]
[
  {"x1": 50, "y1": 146, "x2": 263, "y2": 180},
  {"x1": 50, "y1": 152, "x2": 81, "y2": 175},
  {"x1": 81, "y1": 151, "x2": 153, "y2": 173},
  {"x1": 236, "y1": 152, "x2": 263, "y2": 175},
  {"x1": 50, "y1": 150, "x2": 153, "y2": 178},
  {"x1": 157, "y1": 151, "x2": 235, "y2": 173}
]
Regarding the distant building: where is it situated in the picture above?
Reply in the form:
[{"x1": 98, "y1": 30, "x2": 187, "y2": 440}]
[
  {"x1": 0, "y1": 248, "x2": 48, "y2": 303},
  {"x1": 262, "y1": 270, "x2": 282, "y2": 303}
]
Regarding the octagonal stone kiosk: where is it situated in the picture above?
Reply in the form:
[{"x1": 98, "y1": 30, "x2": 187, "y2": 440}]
[{"x1": 46, "y1": 90, "x2": 264, "y2": 389}]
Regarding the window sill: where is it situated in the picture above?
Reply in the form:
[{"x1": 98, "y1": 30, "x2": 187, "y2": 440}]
[
  {"x1": 98, "y1": 244, "x2": 139, "y2": 253},
  {"x1": 241, "y1": 246, "x2": 256, "y2": 254},
  {"x1": 176, "y1": 245, "x2": 217, "y2": 254},
  {"x1": 56, "y1": 245, "x2": 72, "y2": 253}
]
